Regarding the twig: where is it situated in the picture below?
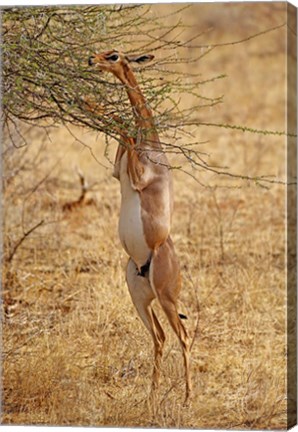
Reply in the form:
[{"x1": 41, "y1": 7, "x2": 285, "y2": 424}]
[{"x1": 6, "y1": 219, "x2": 45, "y2": 263}]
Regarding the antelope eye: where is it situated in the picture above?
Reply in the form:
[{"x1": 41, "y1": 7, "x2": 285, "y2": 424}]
[{"x1": 107, "y1": 54, "x2": 119, "y2": 62}]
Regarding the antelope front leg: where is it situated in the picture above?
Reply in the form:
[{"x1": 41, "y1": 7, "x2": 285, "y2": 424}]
[
  {"x1": 113, "y1": 143, "x2": 126, "y2": 180},
  {"x1": 127, "y1": 147, "x2": 155, "y2": 192}
]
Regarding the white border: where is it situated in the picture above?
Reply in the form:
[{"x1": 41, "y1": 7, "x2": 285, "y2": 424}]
[
  {"x1": 0, "y1": 0, "x2": 297, "y2": 6},
  {"x1": 1, "y1": 1, "x2": 297, "y2": 432}
]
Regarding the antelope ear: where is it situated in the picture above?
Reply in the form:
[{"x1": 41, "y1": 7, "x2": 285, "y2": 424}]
[{"x1": 126, "y1": 54, "x2": 154, "y2": 65}]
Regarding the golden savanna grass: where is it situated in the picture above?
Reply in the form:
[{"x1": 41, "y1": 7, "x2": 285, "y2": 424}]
[{"x1": 2, "y1": 3, "x2": 292, "y2": 429}]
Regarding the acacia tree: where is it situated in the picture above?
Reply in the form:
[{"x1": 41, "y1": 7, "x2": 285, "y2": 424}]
[
  {"x1": 2, "y1": 5, "x2": 294, "y2": 183},
  {"x1": 2, "y1": 5, "x2": 228, "y2": 174}
]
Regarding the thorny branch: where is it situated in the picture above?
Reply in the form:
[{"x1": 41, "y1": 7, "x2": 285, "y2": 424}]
[{"x1": 2, "y1": 5, "x2": 294, "y2": 188}]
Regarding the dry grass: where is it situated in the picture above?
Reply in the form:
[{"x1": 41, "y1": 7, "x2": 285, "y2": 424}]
[{"x1": 2, "y1": 3, "x2": 291, "y2": 429}]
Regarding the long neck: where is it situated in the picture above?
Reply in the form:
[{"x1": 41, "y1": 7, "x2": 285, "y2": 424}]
[{"x1": 117, "y1": 64, "x2": 160, "y2": 147}]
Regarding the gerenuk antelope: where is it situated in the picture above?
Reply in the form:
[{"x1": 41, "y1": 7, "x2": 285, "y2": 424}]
[{"x1": 88, "y1": 50, "x2": 191, "y2": 401}]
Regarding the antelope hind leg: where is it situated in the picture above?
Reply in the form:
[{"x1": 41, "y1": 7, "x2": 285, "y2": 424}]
[
  {"x1": 126, "y1": 258, "x2": 165, "y2": 393},
  {"x1": 149, "y1": 238, "x2": 191, "y2": 401}
]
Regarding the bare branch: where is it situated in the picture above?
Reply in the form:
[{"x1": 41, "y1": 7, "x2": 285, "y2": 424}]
[{"x1": 5, "y1": 219, "x2": 45, "y2": 263}]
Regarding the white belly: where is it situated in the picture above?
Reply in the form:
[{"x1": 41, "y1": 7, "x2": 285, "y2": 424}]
[{"x1": 118, "y1": 153, "x2": 151, "y2": 269}]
